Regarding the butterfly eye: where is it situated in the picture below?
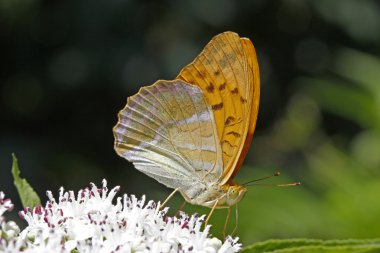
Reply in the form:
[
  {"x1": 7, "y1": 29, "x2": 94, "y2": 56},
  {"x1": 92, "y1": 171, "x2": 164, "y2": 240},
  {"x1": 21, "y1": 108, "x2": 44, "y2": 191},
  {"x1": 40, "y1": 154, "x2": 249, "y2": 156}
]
[{"x1": 227, "y1": 187, "x2": 239, "y2": 199}]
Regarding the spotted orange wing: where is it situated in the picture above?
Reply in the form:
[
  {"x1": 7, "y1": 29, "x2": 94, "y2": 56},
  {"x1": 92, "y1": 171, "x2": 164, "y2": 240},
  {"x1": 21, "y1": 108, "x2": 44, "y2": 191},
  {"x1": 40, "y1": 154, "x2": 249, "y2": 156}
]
[{"x1": 177, "y1": 31, "x2": 260, "y2": 185}]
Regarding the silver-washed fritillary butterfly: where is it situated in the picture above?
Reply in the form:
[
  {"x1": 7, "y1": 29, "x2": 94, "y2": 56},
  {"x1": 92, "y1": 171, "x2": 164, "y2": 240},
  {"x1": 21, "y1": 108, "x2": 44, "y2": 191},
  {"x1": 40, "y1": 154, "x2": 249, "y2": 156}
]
[{"x1": 113, "y1": 31, "x2": 260, "y2": 226}]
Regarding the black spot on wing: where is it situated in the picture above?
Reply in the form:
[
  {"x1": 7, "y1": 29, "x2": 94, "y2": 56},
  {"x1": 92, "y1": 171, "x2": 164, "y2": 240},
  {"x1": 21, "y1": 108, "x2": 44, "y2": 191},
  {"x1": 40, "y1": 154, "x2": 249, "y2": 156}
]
[
  {"x1": 212, "y1": 102, "x2": 223, "y2": 110},
  {"x1": 225, "y1": 116, "x2": 235, "y2": 125},
  {"x1": 222, "y1": 140, "x2": 239, "y2": 148},
  {"x1": 206, "y1": 82, "x2": 215, "y2": 93},
  {"x1": 227, "y1": 131, "x2": 241, "y2": 137},
  {"x1": 240, "y1": 96, "x2": 247, "y2": 103}
]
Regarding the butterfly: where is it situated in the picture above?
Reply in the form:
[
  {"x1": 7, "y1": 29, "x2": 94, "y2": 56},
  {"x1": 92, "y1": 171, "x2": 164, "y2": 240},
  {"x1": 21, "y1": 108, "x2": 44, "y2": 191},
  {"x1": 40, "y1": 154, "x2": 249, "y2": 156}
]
[{"x1": 113, "y1": 31, "x2": 260, "y2": 227}]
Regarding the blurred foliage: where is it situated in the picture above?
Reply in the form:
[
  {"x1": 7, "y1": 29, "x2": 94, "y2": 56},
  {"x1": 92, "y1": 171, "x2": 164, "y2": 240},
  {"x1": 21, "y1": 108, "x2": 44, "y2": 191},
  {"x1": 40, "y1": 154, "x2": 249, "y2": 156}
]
[
  {"x1": 242, "y1": 238, "x2": 380, "y2": 253},
  {"x1": 1, "y1": 0, "x2": 380, "y2": 246}
]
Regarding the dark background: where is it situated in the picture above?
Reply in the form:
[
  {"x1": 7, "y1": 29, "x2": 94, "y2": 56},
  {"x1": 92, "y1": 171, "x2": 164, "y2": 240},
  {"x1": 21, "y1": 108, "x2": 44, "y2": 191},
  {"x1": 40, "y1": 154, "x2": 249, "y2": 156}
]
[{"x1": 1, "y1": 0, "x2": 380, "y2": 243}]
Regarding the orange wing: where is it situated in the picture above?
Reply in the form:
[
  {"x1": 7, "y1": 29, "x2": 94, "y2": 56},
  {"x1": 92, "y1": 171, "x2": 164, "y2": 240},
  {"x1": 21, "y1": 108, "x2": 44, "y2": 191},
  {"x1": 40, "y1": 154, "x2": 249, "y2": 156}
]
[{"x1": 177, "y1": 31, "x2": 260, "y2": 185}]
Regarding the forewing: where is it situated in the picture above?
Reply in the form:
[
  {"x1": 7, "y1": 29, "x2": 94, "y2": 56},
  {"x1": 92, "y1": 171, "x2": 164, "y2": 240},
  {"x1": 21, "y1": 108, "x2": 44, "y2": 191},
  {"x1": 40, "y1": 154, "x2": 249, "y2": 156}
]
[
  {"x1": 113, "y1": 80, "x2": 223, "y2": 191},
  {"x1": 177, "y1": 31, "x2": 260, "y2": 184},
  {"x1": 230, "y1": 37, "x2": 260, "y2": 180}
]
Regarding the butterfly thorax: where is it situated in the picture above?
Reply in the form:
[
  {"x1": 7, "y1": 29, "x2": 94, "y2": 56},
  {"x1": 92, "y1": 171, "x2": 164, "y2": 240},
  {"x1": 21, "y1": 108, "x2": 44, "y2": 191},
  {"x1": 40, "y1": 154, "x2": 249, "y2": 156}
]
[{"x1": 180, "y1": 183, "x2": 247, "y2": 208}]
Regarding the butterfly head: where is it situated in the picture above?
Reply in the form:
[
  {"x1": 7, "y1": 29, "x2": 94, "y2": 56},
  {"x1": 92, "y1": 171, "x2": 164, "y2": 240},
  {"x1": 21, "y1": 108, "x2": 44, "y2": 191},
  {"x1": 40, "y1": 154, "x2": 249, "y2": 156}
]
[{"x1": 224, "y1": 184, "x2": 247, "y2": 206}]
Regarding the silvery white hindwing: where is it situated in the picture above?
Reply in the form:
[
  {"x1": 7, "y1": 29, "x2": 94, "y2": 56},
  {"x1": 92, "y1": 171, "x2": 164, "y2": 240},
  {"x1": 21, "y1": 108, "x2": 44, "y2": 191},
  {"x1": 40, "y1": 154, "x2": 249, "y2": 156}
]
[{"x1": 113, "y1": 80, "x2": 228, "y2": 207}]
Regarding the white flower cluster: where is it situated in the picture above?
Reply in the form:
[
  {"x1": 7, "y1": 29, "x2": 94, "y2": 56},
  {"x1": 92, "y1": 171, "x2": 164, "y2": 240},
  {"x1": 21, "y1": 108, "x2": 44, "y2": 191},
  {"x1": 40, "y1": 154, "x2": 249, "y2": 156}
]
[{"x1": 0, "y1": 180, "x2": 241, "y2": 253}]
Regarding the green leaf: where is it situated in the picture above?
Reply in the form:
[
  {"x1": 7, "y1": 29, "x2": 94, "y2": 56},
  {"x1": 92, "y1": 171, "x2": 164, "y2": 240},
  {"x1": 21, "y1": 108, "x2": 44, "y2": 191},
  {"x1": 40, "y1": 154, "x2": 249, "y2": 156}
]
[
  {"x1": 11, "y1": 153, "x2": 41, "y2": 208},
  {"x1": 242, "y1": 238, "x2": 380, "y2": 253}
]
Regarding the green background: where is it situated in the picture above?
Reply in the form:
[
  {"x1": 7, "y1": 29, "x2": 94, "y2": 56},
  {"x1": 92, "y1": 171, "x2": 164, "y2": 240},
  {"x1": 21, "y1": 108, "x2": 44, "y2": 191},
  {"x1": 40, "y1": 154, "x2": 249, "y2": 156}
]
[{"x1": 1, "y1": 0, "x2": 380, "y2": 245}]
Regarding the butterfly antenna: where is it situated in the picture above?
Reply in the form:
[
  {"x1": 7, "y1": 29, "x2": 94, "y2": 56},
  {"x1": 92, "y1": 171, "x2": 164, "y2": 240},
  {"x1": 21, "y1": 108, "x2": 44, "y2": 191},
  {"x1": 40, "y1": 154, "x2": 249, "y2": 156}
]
[
  {"x1": 243, "y1": 171, "x2": 301, "y2": 187},
  {"x1": 242, "y1": 172, "x2": 281, "y2": 186},
  {"x1": 249, "y1": 182, "x2": 301, "y2": 187}
]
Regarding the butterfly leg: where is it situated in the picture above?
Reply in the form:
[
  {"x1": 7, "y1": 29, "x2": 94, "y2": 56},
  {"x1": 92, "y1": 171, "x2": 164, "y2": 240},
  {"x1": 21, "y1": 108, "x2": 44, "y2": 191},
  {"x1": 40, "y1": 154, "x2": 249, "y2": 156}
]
[
  {"x1": 160, "y1": 188, "x2": 179, "y2": 209},
  {"x1": 205, "y1": 199, "x2": 219, "y2": 227},
  {"x1": 223, "y1": 207, "x2": 231, "y2": 238},
  {"x1": 231, "y1": 204, "x2": 239, "y2": 236},
  {"x1": 175, "y1": 201, "x2": 187, "y2": 217}
]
